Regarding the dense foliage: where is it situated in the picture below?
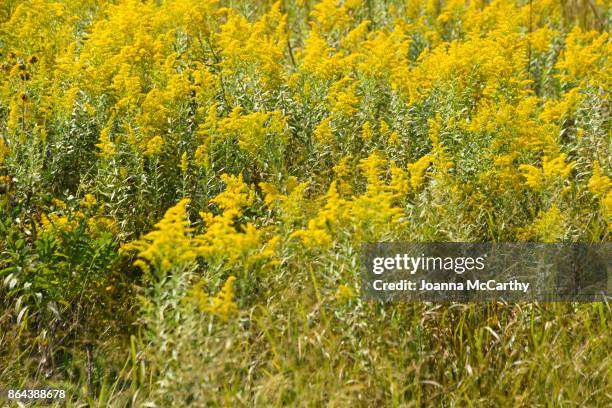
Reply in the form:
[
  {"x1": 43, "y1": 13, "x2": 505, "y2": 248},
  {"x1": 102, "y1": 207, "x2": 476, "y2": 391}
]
[{"x1": 0, "y1": 0, "x2": 610, "y2": 406}]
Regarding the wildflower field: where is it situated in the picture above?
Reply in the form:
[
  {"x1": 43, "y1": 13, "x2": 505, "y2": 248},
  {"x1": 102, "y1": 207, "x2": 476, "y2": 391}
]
[{"x1": 0, "y1": 0, "x2": 610, "y2": 406}]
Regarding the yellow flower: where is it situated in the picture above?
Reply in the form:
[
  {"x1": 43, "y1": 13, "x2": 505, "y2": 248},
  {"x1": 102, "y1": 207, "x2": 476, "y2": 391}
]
[
  {"x1": 333, "y1": 156, "x2": 354, "y2": 195},
  {"x1": 260, "y1": 178, "x2": 309, "y2": 223},
  {"x1": 204, "y1": 106, "x2": 286, "y2": 160},
  {"x1": 335, "y1": 284, "x2": 354, "y2": 301},
  {"x1": 52, "y1": 199, "x2": 67, "y2": 209},
  {"x1": 314, "y1": 117, "x2": 334, "y2": 144},
  {"x1": 179, "y1": 152, "x2": 189, "y2": 174},
  {"x1": 290, "y1": 181, "x2": 346, "y2": 249},
  {"x1": 82, "y1": 194, "x2": 97, "y2": 208},
  {"x1": 602, "y1": 191, "x2": 612, "y2": 222},
  {"x1": 96, "y1": 127, "x2": 116, "y2": 159},
  {"x1": 300, "y1": 29, "x2": 346, "y2": 79},
  {"x1": 291, "y1": 225, "x2": 333, "y2": 249},
  {"x1": 361, "y1": 121, "x2": 373, "y2": 142},
  {"x1": 342, "y1": 20, "x2": 370, "y2": 49},
  {"x1": 121, "y1": 199, "x2": 195, "y2": 273},
  {"x1": 311, "y1": 0, "x2": 353, "y2": 34},
  {"x1": 354, "y1": 26, "x2": 410, "y2": 81},
  {"x1": 388, "y1": 131, "x2": 400, "y2": 145},
  {"x1": 210, "y1": 173, "x2": 254, "y2": 218},
  {"x1": 328, "y1": 77, "x2": 359, "y2": 117},
  {"x1": 195, "y1": 174, "x2": 264, "y2": 265},
  {"x1": 40, "y1": 213, "x2": 78, "y2": 234},
  {"x1": 358, "y1": 151, "x2": 386, "y2": 189},
  {"x1": 259, "y1": 181, "x2": 280, "y2": 206},
  {"x1": 389, "y1": 161, "x2": 410, "y2": 197},
  {"x1": 588, "y1": 161, "x2": 611, "y2": 197},
  {"x1": 87, "y1": 213, "x2": 119, "y2": 237},
  {"x1": 540, "y1": 88, "x2": 583, "y2": 123},
  {"x1": 292, "y1": 152, "x2": 407, "y2": 248},
  {"x1": 518, "y1": 206, "x2": 566, "y2": 242},
  {"x1": 145, "y1": 136, "x2": 164, "y2": 156},
  {"x1": 519, "y1": 154, "x2": 575, "y2": 191},
  {"x1": 188, "y1": 275, "x2": 239, "y2": 322},
  {"x1": 556, "y1": 27, "x2": 609, "y2": 84},
  {"x1": 187, "y1": 279, "x2": 209, "y2": 312},
  {"x1": 407, "y1": 155, "x2": 433, "y2": 191},
  {"x1": 194, "y1": 144, "x2": 210, "y2": 169},
  {"x1": 207, "y1": 276, "x2": 238, "y2": 321},
  {"x1": 529, "y1": 27, "x2": 556, "y2": 53},
  {"x1": 0, "y1": 138, "x2": 9, "y2": 163}
]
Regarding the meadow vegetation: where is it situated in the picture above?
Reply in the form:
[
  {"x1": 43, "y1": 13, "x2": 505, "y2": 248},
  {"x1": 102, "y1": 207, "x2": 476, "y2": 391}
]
[{"x1": 0, "y1": 0, "x2": 610, "y2": 406}]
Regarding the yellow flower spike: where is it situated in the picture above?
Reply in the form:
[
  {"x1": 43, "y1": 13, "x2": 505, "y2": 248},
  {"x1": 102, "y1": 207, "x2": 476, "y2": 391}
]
[
  {"x1": 51, "y1": 199, "x2": 66, "y2": 209},
  {"x1": 291, "y1": 227, "x2": 333, "y2": 249},
  {"x1": 0, "y1": 138, "x2": 10, "y2": 163},
  {"x1": 179, "y1": 152, "x2": 189, "y2": 174},
  {"x1": 123, "y1": 198, "x2": 195, "y2": 274},
  {"x1": 96, "y1": 127, "x2": 116, "y2": 160},
  {"x1": 313, "y1": 117, "x2": 334, "y2": 144},
  {"x1": 518, "y1": 163, "x2": 544, "y2": 190},
  {"x1": 555, "y1": 27, "x2": 609, "y2": 84},
  {"x1": 187, "y1": 279, "x2": 210, "y2": 312},
  {"x1": 542, "y1": 155, "x2": 574, "y2": 180},
  {"x1": 361, "y1": 121, "x2": 373, "y2": 142},
  {"x1": 87, "y1": 214, "x2": 119, "y2": 237},
  {"x1": 518, "y1": 206, "x2": 567, "y2": 242},
  {"x1": 292, "y1": 153, "x2": 408, "y2": 249},
  {"x1": 388, "y1": 131, "x2": 400, "y2": 145},
  {"x1": 379, "y1": 120, "x2": 390, "y2": 137},
  {"x1": 529, "y1": 27, "x2": 556, "y2": 53},
  {"x1": 333, "y1": 157, "x2": 352, "y2": 179},
  {"x1": 40, "y1": 213, "x2": 79, "y2": 235},
  {"x1": 82, "y1": 194, "x2": 97, "y2": 208},
  {"x1": 602, "y1": 192, "x2": 612, "y2": 221},
  {"x1": 335, "y1": 284, "x2": 354, "y2": 301},
  {"x1": 194, "y1": 174, "x2": 263, "y2": 264},
  {"x1": 285, "y1": 177, "x2": 300, "y2": 193},
  {"x1": 519, "y1": 155, "x2": 575, "y2": 191},
  {"x1": 333, "y1": 156, "x2": 354, "y2": 195},
  {"x1": 311, "y1": 0, "x2": 354, "y2": 34},
  {"x1": 355, "y1": 26, "x2": 411, "y2": 80},
  {"x1": 588, "y1": 161, "x2": 611, "y2": 197},
  {"x1": 342, "y1": 20, "x2": 370, "y2": 49},
  {"x1": 358, "y1": 152, "x2": 386, "y2": 192},
  {"x1": 211, "y1": 174, "x2": 253, "y2": 216},
  {"x1": 300, "y1": 29, "x2": 346, "y2": 80},
  {"x1": 389, "y1": 161, "x2": 410, "y2": 197},
  {"x1": 328, "y1": 77, "x2": 360, "y2": 117},
  {"x1": 194, "y1": 144, "x2": 210, "y2": 170},
  {"x1": 207, "y1": 276, "x2": 238, "y2": 322},
  {"x1": 290, "y1": 181, "x2": 345, "y2": 249},
  {"x1": 407, "y1": 155, "x2": 433, "y2": 191},
  {"x1": 259, "y1": 182, "x2": 280, "y2": 206},
  {"x1": 540, "y1": 88, "x2": 583, "y2": 123},
  {"x1": 145, "y1": 136, "x2": 164, "y2": 156}
]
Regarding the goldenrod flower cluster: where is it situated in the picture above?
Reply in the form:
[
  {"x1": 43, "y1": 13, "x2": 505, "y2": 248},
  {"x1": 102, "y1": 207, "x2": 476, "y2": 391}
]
[
  {"x1": 121, "y1": 198, "x2": 196, "y2": 273},
  {"x1": 188, "y1": 275, "x2": 238, "y2": 321},
  {"x1": 0, "y1": 0, "x2": 610, "y2": 404},
  {"x1": 0, "y1": 0, "x2": 608, "y2": 304}
]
